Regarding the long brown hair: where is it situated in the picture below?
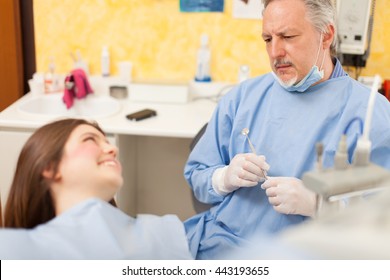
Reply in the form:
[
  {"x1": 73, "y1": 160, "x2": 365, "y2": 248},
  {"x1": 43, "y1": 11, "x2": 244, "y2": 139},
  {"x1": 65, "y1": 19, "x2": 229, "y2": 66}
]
[
  {"x1": 4, "y1": 118, "x2": 116, "y2": 229},
  {"x1": 0, "y1": 195, "x2": 2, "y2": 227}
]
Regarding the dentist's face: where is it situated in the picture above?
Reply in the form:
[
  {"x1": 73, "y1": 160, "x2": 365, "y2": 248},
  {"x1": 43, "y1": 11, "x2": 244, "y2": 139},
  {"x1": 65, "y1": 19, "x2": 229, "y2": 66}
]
[
  {"x1": 262, "y1": 0, "x2": 322, "y2": 86},
  {"x1": 57, "y1": 124, "x2": 123, "y2": 201}
]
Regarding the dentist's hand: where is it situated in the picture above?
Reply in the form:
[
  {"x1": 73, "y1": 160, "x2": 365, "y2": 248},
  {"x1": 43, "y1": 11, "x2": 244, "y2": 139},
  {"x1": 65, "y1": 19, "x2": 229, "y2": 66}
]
[
  {"x1": 212, "y1": 153, "x2": 270, "y2": 195},
  {"x1": 261, "y1": 177, "x2": 317, "y2": 218}
]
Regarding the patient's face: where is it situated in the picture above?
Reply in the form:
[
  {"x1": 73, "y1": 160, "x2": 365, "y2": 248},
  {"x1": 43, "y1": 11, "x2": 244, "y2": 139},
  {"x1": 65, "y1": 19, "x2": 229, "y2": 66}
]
[{"x1": 57, "y1": 124, "x2": 123, "y2": 201}]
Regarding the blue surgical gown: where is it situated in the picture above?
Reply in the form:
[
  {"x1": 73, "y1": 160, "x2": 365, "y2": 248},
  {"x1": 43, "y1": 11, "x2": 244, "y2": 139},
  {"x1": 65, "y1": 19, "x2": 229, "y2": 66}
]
[
  {"x1": 184, "y1": 69, "x2": 390, "y2": 259},
  {"x1": 0, "y1": 198, "x2": 192, "y2": 259}
]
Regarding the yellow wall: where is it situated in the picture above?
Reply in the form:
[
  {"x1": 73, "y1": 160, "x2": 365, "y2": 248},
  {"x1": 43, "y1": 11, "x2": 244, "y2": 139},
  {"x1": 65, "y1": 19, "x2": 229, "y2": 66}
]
[{"x1": 34, "y1": 0, "x2": 390, "y2": 83}]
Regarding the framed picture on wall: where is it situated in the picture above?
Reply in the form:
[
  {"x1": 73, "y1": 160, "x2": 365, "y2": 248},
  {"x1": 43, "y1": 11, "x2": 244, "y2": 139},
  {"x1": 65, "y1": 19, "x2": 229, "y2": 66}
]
[{"x1": 180, "y1": 0, "x2": 224, "y2": 12}]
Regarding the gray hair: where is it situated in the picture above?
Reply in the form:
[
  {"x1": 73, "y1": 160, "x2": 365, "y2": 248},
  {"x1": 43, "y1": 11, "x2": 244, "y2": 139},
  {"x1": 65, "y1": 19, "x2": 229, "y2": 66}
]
[{"x1": 262, "y1": 0, "x2": 338, "y2": 55}]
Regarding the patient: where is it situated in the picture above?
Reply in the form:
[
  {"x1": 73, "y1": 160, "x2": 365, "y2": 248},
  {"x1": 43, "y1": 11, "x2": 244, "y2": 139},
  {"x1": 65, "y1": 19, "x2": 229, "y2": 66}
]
[{"x1": 0, "y1": 118, "x2": 192, "y2": 259}]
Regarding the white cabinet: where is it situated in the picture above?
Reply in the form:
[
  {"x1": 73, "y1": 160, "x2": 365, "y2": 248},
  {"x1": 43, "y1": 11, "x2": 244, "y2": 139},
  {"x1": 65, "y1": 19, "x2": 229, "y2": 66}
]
[
  {"x1": 115, "y1": 134, "x2": 196, "y2": 220},
  {"x1": 0, "y1": 130, "x2": 32, "y2": 210}
]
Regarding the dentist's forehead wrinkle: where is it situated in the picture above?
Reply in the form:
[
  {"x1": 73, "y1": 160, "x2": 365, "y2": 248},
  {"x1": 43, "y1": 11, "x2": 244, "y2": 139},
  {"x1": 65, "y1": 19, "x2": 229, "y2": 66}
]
[
  {"x1": 262, "y1": 1, "x2": 311, "y2": 32},
  {"x1": 262, "y1": 27, "x2": 300, "y2": 39}
]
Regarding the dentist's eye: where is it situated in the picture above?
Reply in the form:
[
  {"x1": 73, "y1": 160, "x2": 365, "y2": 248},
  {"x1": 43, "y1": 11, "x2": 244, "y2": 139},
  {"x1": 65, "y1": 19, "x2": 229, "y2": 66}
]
[
  {"x1": 262, "y1": 37, "x2": 271, "y2": 43},
  {"x1": 284, "y1": 35, "x2": 296, "y2": 40}
]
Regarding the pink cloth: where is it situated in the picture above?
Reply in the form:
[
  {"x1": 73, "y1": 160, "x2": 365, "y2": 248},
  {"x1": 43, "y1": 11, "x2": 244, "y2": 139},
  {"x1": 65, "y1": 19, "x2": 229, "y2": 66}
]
[{"x1": 63, "y1": 68, "x2": 93, "y2": 109}]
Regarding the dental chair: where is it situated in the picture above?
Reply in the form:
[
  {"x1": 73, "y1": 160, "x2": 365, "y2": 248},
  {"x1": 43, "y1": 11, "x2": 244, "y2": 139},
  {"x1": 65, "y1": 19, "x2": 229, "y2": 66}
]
[{"x1": 189, "y1": 123, "x2": 213, "y2": 213}]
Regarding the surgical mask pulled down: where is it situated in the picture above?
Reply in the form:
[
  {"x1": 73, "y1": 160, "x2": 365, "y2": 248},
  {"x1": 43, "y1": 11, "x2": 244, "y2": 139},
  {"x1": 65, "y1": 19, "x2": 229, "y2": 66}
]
[{"x1": 273, "y1": 34, "x2": 326, "y2": 93}]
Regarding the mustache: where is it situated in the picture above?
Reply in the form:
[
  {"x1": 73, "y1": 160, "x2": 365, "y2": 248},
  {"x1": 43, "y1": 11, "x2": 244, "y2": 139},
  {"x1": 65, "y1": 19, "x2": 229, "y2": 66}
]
[{"x1": 274, "y1": 60, "x2": 293, "y2": 68}]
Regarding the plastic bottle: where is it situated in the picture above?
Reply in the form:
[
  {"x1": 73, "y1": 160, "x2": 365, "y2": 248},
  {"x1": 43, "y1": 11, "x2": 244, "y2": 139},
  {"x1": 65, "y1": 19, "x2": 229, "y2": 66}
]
[
  {"x1": 238, "y1": 64, "x2": 251, "y2": 83},
  {"x1": 101, "y1": 46, "x2": 110, "y2": 77},
  {"x1": 44, "y1": 57, "x2": 59, "y2": 93},
  {"x1": 195, "y1": 34, "x2": 211, "y2": 82}
]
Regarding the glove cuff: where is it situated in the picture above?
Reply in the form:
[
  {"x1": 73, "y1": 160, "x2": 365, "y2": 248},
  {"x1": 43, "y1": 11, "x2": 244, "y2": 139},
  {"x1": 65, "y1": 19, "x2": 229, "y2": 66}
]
[{"x1": 212, "y1": 166, "x2": 234, "y2": 196}]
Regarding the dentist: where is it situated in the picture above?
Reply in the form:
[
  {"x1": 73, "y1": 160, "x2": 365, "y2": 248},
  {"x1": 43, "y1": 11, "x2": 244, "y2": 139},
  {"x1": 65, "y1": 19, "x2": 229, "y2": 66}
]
[{"x1": 184, "y1": 0, "x2": 390, "y2": 259}]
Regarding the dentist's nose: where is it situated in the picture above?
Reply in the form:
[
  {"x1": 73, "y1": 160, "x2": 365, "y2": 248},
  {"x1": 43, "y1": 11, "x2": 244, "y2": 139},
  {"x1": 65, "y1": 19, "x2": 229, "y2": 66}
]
[{"x1": 269, "y1": 39, "x2": 286, "y2": 59}]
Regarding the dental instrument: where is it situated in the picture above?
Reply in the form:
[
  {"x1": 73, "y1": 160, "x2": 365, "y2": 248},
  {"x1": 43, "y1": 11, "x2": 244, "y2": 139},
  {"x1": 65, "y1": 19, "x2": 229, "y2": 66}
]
[
  {"x1": 241, "y1": 128, "x2": 268, "y2": 180},
  {"x1": 302, "y1": 75, "x2": 390, "y2": 216}
]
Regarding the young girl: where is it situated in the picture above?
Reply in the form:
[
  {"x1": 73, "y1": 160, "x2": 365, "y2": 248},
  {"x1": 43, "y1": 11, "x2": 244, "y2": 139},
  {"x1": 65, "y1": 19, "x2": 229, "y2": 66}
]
[{"x1": 0, "y1": 118, "x2": 191, "y2": 259}]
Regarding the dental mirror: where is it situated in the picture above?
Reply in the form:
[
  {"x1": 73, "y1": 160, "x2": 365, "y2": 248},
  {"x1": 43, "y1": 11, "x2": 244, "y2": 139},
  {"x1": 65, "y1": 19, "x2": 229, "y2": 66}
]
[
  {"x1": 241, "y1": 128, "x2": 257, "y2": 154},
  {"x1": 241, "y1": 128, "x2": 268, "y2": 179}
]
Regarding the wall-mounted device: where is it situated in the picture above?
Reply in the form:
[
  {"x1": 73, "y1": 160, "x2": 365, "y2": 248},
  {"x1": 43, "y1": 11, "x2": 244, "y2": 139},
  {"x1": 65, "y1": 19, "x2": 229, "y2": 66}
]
[
  {"x1": 337, "y1": 0, "x2": 372, "y2": 55},
  {"x1": 336, "y1": 0, "x2": 376, "y2": 67}
]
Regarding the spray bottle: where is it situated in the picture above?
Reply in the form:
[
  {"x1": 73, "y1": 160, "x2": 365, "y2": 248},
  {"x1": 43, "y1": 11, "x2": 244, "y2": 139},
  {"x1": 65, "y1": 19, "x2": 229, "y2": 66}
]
[{"x1": 195, "y1": 34, "x2": 211, "y2": 82}]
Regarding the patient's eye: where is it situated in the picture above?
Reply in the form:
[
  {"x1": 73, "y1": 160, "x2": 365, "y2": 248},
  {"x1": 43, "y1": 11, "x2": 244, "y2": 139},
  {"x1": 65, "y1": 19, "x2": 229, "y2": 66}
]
[
  {"x1": 80, "y1": 131, "x2": 106, "y2": 145},
  {"x1": 83, "y1": 135, "x2": 98, "y2": 143}
]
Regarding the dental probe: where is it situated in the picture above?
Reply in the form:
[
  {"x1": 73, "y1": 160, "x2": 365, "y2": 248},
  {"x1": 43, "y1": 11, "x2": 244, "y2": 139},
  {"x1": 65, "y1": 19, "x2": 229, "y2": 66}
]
[{"x1": 241, "y1": 128, "x2": 268, "y2": 180}]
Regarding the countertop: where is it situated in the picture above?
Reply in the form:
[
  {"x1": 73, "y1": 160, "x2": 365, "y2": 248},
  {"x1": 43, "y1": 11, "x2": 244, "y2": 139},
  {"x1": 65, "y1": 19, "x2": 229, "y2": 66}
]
[{"x1": 0, "y1": 92, "x2": 217, "y2": 138}]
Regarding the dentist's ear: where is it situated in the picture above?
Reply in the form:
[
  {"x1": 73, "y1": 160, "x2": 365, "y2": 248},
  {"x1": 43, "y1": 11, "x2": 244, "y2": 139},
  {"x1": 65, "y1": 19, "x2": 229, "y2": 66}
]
[{"x1": 323, "y1": 24, "x2": 335, "y2": 49}]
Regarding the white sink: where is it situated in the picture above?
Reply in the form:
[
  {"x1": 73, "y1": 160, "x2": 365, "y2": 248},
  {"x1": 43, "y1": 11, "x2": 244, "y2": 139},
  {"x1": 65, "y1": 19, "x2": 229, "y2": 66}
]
[{"x1": 18, "y1": 93, "x2": 121, "y2": 118}]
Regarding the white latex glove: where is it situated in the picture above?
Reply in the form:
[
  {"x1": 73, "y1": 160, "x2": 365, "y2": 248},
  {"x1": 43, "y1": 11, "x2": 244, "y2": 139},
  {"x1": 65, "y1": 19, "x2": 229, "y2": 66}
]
[
  {"x1": 212, "y1": 153, "x2": 270, "y2": 196},
  {"x1": 261, "y1": 177, "x2": 317, "y2": 218}
]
